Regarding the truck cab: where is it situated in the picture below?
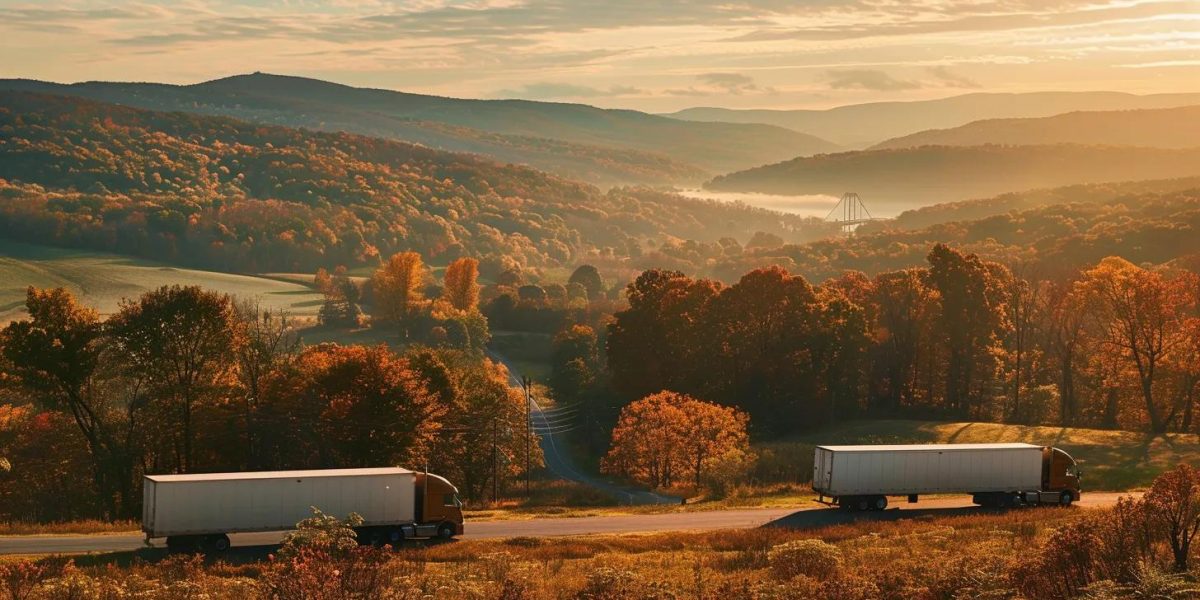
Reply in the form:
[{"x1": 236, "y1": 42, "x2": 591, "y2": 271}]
[
  {"x1": 416, "y1": 472, "x2": 465, "y2": 536},
  {"x1": 1042, "y1": 447, "x2": 1082, "y2": 503}
]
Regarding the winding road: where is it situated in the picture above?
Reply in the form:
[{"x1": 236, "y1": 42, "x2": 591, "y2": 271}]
[
  {"x1": 487, "y1": 350, "x2": 677, "y2": 505},
  {"x1": 0, "y1": 492, "x2": 1136, "y2": 555}
]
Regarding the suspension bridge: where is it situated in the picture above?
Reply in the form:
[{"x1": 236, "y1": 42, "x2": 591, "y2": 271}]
[{"x1": 825, "y1": 192, "x2": 883, "y2": 235}]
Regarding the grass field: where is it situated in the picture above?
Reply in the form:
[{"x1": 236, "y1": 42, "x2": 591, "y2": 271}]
[
  {"x1": 758, "y1": 419, "x2": 1200, "y2": 491},
  {"x1": 0, "y1": 240, "x2": 324, "y2": 323}
]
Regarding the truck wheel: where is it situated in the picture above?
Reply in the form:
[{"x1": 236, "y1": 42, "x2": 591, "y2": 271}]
[
  {"x1": 1059, "y1": 491, "x2": 1074, "y2": 507},
  {"x1": 205, "y1": 534, "x2": 231, "y2": 553},
  {"x1": 388, "y1": 527, "x2": 405, "y2": 547},
  {"x1": 855, "y1": 497, "x2": 871, "y2": 512},
  {"x1": 872, "y1": 496, "x2": 888, "y2": 511},
  {"x1": 437, "y1": 524, "x2": 455, "y2": 540}
]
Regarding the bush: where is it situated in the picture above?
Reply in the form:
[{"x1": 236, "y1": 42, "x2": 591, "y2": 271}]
[
  {"x1": 767, "y1": 539, "x2": 842, "y2": 581},
  {"x1": 573, "y1": 566, "x2": 677, "y2": 600}
]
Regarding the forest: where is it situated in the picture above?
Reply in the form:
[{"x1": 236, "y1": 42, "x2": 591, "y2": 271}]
[
  {"x1": 0, "y1": 281, "x2": 539, "y2": 522},
  {"x1": 539, "y1": 245, "x2": 1200, "y2": 467},
  {"x1": 0, "y1": 91, "x2": 834, "y2": 274}
]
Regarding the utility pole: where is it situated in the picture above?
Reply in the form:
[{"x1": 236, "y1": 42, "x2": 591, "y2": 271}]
[
  {"x1": 522, "y1": 375, "x2": 532, "y2": 497},
  {"x1": 491, "y1": 415, "x2": 498, "y2": 504}
]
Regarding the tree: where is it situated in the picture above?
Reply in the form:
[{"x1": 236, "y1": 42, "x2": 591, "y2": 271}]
[
  {"x1": 106, "y1": 285, "x2": 241, "y2": 473},
  {"x1": 261, "y1": 344, "x2": 444, "y2": 469},
  {"x1": 233, "y1": 301, "x2": 299, "y2": 469},
  {"x1": 442, "y1": 257, "x2": 481, "y2": 312},
  {"x1": 1142, "y1": 463, "x2": 1200, "y2": 572},
  {"x1": 601, "y1": 391, "x2": 750, "y2": 490},
  {"x1": 1074, "y1": 258, "x2": 1193, "y2": 432},
  {"x1": 926, "y1": 244, "x2": 1009, "y2": 417},
  {"x1": 0, "y1": 287, "x2": 137, "y2": 517},
  {"x1": 372, "y1": 252, "x2": 426, "y2": 323},
  {"x1": 406, "y1": 349, "x2": 541, "y2": 501},
  {"x1": 568, "y1": 265, "x2": 605, "y2": 301}
]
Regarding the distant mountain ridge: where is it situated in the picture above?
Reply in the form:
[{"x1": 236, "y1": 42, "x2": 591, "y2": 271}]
[
  {"x1": 0, "y1": 73, "x2": 839, "y2": 186},
  {"x1": 666, "y1": 92, "x2": 1200, "y2": 148},
  {"x1": 869, "y1": 105, "x2": 1200, "y2": 150},
  {"x1": 705, "y1": 144, "x2": 1200, "y2": 212}
]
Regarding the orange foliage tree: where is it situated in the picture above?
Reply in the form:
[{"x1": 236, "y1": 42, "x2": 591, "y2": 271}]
[
  {"x1": 602, "y1": 391, "x2": 750, "y2": 490},
  {"x1": 260, "y1": 344, "x2": 444, "y2": 469}
]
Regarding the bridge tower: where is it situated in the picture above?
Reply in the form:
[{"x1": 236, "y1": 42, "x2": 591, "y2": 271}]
[{"x1": 825, "y1": 192, "x2": 876, "y2": 236}]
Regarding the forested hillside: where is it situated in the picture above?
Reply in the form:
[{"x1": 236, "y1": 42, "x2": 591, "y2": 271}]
[
  {"x1": 705, "y1": 144, "x2": 1200, "y2": 210},
  {"x1": 872, "y1": 105, "x2": 1200, "y2": 150},
  {"x1": 0, "y1": 91, "x2": 835, "y2": 273},
  {"x1": 667, "y1": 91, "x2": 1200, "y2": 147},
  {"x1": 708, "y1": 186, "x2": 1200, "y2": 282},
  {"x1": 0, "y1": 74, "x2": 837, "y2": 185}
]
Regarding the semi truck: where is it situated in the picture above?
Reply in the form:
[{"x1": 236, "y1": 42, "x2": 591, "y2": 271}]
[
  {"x1": 142, "y1": 467, "x2": 464, "y2": 552},
  {"x1": 812, "y1": 443, "x2": 1081, "y2": 511}
]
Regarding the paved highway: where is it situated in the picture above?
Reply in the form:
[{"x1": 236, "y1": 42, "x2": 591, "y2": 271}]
[{"x1": 0, "y1": 492, "x2": 1135, "y2": 556}]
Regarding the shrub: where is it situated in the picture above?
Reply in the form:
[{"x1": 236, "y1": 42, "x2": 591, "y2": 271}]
[
  {"x1": 277, "y1": 507, "x2": 362, "y2": 560},
  {"x1": 767, "y1": 539, "x2": 842, "y2": 581},
  {"x1": 573, "y1": 566, "x2": 677, "y2": 600}
]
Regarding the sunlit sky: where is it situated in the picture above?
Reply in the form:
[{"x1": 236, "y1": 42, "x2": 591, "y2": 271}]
[{"x1": 1, "y1": 0, "x2": 1197, "y2": 111}]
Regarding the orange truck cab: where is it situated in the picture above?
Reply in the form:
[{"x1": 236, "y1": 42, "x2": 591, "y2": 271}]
[{"x1": 415, "y1": 472, "x2": 465, "y2": 536}]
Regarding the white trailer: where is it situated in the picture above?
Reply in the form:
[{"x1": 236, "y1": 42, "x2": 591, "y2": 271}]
[
  {"x1": 812, "y1": 443, "x2": 1081, "y2": 511},
  {"x1": 142, "y1": 467, "x2": 464, "y2": 552}
]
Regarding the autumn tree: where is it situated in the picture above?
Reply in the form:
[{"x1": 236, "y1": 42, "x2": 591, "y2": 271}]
[
  {"x1": 0, "y1": 287, "x2": 138, "y2": 516},
  {"x1": 602, "y1": 391, "x2": 750, "y2": 490},
  {"x1": 442, "y1": 257, "x2": 481, "y2": 312},
  {"x1": 233, "y1": 301, "x2": 299, "y2": 469},
  {"x1": 926, "y1": 244, "x2": 1010, "y2": 417},
  {"x1": 106, "y1": 285, "x2": 241, "y2": 473},
  {"x1": 869, "y1": 269, "x2": 938, "y2": 413},
  {"x1": 1074, "y1": 258, "x2": 1194, "y2": 432},
  {"x1": 406, "y1": 349, "x2": 542, "y2": 501},
  {"x1": 372, "y1": 252, "x2": 426, "y2": 323},
  {"x1": 1141, "y1": 463, "x2": 1200, "y2": 571},
  {"x1": 260, "y1": 344, "x2": 444, "y2": 469},
  {"x1": 568, "y1": 265, "x2": 605, "y2": 301},
  {"x1": 318, "y1": 266, "x2": 363, "y2": 326}
]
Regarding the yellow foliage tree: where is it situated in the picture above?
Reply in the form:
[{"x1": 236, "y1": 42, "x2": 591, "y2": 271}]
[
  {"x1": 372, "y1": 252, "x2": 426, "y2": 323},
  {"x1": 442, "y1": 257, "x2": 481, "y2": 312}
]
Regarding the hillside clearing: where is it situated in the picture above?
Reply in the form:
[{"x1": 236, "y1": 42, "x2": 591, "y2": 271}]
[{"x1": 0, "y1": 240, "x2": 323, "y2": 323}]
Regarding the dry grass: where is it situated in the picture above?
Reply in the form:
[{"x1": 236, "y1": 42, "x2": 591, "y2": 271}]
[{"x1": 0, "y1": 520, "x2": 139, "y2": 536}]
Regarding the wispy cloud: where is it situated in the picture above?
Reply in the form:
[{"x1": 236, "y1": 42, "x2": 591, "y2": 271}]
[{"x1": 825, "y1": 70, "x2": 919, "y2": 91}]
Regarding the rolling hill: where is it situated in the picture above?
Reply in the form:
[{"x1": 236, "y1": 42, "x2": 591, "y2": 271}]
[
  {"x1": 705, "y1": 144, "x2": 1200, "y2": 211},
  {"x1": 871, "y1": 105, "x2": 1200, "y2": 150},
  {"x1": 0, "y1": 239, "x2": 322, "y2": 324},
  {"x1": 0, "y1": 73, "x2": 838, "y2": 185},
  {"x1": 0, "y1": 91, "x2": 835, "y2": 274},
  {"x1": 667, "y1": 91, "x2": 1200, "y2": 148}
]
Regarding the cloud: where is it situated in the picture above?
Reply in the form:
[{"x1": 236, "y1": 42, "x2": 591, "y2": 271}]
[
  {"x1": 664, "y1": 73, "x2": 776, "y2": 96},
  {"x1": 927, "y1": 66, "x2": 980, "y2": 88},
  {"x1": 493, "y1": 82, "x2": 643, "y2": 99},
  {"x1": 697, "y1": 73, "x2": 769, "y2": 95},
  {"x1": 825, "y1": 69, "x2": 919, "y2": 91}
]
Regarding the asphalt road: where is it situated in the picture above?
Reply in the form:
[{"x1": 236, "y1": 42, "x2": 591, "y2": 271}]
[
  {"x1": 0, "y1": 491, "x2": 1135, "y2": 556},
  {"x1": 487, "y1": 349, "x2": 677, "y2": 505}
]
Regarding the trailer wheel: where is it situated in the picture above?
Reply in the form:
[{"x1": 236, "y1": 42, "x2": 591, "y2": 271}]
[
  {"x1": 872, "y1": 496, "x2": 888, "y2": 511},
  {"x1": 1059, "y1": 491, "x2": 1074, "y2": 507},
  {"x1": 437, "y1": 523, "x2": 455, "y2": 540},
  {"x1": 854, "y1": 497, "x2": 871, "y2": 512}
]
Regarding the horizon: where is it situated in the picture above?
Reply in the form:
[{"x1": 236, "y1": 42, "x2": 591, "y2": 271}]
[
  {"x1": 8, "y1": 70, "x2": 1200, "y2": 114},
  {"x1": 2, "y1": 1, "x2": 1197, "y2": 112}
]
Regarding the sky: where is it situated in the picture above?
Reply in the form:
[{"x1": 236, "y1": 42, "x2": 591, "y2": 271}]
[{"x1": 1, "y1": 0, "x2": 1197, "y2": 112}]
